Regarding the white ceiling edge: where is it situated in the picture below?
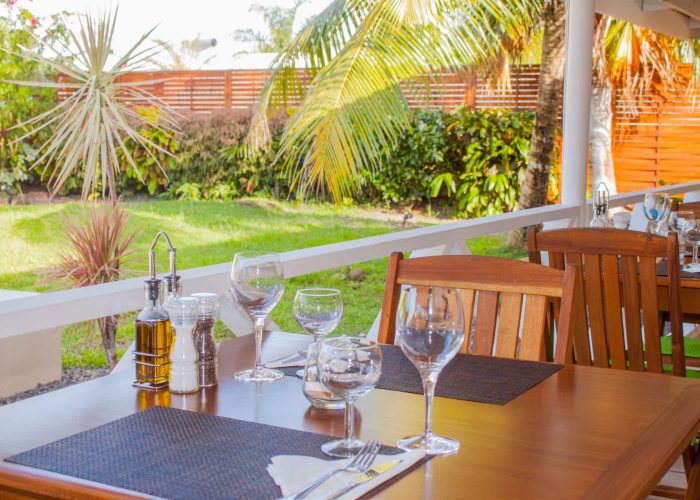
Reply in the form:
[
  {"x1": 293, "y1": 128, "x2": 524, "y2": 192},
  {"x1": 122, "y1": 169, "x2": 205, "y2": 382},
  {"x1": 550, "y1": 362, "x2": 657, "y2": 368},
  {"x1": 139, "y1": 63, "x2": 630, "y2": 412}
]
[{"x1": 596, "y1": 0, "x2": 700, "y2": 39}]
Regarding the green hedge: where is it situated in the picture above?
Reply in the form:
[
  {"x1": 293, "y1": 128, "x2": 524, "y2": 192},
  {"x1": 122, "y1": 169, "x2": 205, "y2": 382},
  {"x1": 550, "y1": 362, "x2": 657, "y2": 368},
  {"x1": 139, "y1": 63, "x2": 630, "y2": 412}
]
[{"x1": 18, "y1": 107, "x2": 550, "y2": 217}]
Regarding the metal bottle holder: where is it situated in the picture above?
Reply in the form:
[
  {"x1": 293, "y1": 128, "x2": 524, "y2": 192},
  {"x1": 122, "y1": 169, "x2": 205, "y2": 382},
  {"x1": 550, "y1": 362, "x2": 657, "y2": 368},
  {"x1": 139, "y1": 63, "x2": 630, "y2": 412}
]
[
  {"x1": 132, "y1": 231, "x2": 179, "y2": 390},
  {"x1": 590, "y1": 182, "x2": 610, "y2": 227},
  {"x1": 593, "y1": 182, "x2": 609, "y2": 217}
]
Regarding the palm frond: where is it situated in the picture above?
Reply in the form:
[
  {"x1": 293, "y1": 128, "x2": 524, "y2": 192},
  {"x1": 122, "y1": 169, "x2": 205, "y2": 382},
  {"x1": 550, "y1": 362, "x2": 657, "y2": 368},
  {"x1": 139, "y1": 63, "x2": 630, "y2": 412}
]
[{"x1": 254, "y1": 0, "x2": 544, "y2": 201}]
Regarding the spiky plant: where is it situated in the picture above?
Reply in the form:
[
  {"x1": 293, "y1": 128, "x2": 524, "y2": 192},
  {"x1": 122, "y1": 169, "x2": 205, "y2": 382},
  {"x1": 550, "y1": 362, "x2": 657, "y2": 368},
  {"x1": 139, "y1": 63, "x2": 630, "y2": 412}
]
[
  {"x1": 45, "y1": 203, "x2": 139, "y2": 369},
  {"x1": 4, "y1": 8, "x2": 179, "y2": 200}
]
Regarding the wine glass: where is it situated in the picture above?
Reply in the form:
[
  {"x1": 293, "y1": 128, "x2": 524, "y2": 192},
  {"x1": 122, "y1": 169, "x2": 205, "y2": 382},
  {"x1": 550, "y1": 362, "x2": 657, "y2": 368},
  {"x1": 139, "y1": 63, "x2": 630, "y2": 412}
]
[
  {"x1": 669, "y1": 211, "x2": 694, "y2": 258},
  {"x1": 643, "y1": 192, "x2": 670, "y2": 234},
  {"x1": 294, "y1": 288, "x2": 343, "y2": 377},
  {"x1": 682, "y1": 219, "x2": 700, "y2": 273},
  {"x1": 395, "y1": 286, "x2": 465, "y2": 455},
  {"x1": 317, "y1": 337, "x2": 382, "y2": 457},
  {"x1": 231, "y1": 251, "x2": 285, "y2": 382}
]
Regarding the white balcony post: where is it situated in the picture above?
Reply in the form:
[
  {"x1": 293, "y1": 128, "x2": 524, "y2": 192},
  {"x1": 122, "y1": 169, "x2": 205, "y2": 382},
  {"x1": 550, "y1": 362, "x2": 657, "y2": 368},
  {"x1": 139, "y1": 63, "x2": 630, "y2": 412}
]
[{"x1": 561, "y1": 0, "x2": 596, "y2": 226}]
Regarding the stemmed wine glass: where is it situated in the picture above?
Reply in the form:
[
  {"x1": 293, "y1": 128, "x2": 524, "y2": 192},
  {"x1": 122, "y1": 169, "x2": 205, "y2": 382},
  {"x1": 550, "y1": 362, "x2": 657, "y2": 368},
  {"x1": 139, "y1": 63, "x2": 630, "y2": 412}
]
[
  {"x1": 669, "y1": 211, "x2": 694, "y2": 258},
  {"x1": 395, "y1": 286, "x2": 465, "y2": 455},
  {"x1": 682, "y1": 219, "x2": 700, "y2": 273},
  {"x1": 231, "y1": 251, "x2": 285, "y2": 382},
  {"x1": 294, "y1": 288, "x2": 343, "y2": 377},
  {"x1": 643, "y1": 192, "x2": 670, "y2": 234},
  {"x1": 317, "y1": 337, "x2": 382, "y2": 457}
]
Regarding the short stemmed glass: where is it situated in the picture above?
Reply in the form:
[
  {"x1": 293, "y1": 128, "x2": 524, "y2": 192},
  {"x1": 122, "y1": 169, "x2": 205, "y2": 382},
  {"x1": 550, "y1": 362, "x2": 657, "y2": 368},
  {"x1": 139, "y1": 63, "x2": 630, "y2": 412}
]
[
  {"x1": 317, "y1": 337, "x2": 382, "y2": 457},
  {"x1": 669, "y1": 211, "x2": 694, "y2": 258},
  {"x1": 294, "y1": 288, "x2": 343, "y2": 377},
  {"x1": 231, "y1": 251, "x2": 285, "y2": 382},
  {"x1": 643, "y1": 192, "x2": 671, "y2": 234},
  {"x1": 395, "y1": 286, "x2": 465, "y2": 455},
  {"x1": 682, "y1": 219, "x2": 700, "y2": 273}
]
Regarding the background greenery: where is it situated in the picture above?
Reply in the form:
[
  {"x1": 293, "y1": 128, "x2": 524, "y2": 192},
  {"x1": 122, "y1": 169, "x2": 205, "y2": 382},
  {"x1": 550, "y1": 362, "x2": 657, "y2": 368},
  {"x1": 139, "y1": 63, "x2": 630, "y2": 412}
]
[
  {"x1": 0, "y1": 3, "x2": 68, "y2": 196},
  {"x1": 8, "y1": 105, "x2": 559, "y2": 217},
  {"x1": 0, "y1": 199, "x2": 524, "y2": 368}
]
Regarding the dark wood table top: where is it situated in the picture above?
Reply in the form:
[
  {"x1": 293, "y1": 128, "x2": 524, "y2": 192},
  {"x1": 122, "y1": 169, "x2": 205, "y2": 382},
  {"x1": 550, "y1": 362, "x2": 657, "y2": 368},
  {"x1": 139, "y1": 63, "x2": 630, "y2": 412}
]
[{"x1": 1, "y1": 332, "x2": 700, "y2": 499}]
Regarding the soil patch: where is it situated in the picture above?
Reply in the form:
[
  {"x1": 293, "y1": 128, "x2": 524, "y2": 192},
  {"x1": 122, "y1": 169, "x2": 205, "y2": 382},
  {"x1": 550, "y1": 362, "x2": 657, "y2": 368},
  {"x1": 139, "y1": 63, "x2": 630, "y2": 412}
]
[{"x1": 0, "y1": 367, "x2": 109, "y2": 406}]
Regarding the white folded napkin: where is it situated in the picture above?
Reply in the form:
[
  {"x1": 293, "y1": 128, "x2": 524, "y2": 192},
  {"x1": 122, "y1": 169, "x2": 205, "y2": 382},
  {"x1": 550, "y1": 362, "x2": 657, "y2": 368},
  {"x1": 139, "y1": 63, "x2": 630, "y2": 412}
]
[
  {"x1": 265, "y1": 352, "x2": 307, "y2": 369},
  {"x1": 268, "y1": 449, "x2": 425, "y2": 499}
]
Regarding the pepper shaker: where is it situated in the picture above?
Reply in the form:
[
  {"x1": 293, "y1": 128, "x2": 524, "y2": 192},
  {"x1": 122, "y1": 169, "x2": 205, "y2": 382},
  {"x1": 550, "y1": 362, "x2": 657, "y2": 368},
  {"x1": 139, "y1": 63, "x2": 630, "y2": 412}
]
[{"x1": 192, "y1": 293, "x2": 219, "y2": 387}]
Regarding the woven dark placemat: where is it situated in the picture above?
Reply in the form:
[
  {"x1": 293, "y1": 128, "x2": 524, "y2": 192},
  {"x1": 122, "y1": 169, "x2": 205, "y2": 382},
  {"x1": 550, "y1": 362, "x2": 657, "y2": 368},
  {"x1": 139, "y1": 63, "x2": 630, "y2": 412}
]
[
  {"x1": 284, "y1": 344, "x2": 561, "y2": 405},
  {"x1": 6, "y1": 406, "x2": 414, "y2": 500}
]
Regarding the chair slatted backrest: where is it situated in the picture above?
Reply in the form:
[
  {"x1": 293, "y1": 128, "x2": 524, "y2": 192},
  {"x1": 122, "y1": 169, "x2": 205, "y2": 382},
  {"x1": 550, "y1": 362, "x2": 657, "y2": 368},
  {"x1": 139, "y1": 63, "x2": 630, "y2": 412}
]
[
  {"x1": 527, "y1": 227, "x2": 685, "y2": 376},
  {"x1": 377, "y1": 253, "x2": 583, "y2": 364}
]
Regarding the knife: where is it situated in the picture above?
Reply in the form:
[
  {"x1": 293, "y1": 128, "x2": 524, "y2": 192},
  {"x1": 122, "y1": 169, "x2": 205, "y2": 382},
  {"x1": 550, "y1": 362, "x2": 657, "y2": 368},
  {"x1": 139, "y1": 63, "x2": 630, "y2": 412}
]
[{"x1": 329, "y1": 459, "x2": 404, "y2": 499}]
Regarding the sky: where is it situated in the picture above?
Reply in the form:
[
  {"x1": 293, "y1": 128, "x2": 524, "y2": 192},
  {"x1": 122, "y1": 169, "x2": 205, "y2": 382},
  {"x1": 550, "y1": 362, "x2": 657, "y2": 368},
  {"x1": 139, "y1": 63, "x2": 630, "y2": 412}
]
[{"x1": 17, "y1": 0, "x2": 330, "y2": 69}]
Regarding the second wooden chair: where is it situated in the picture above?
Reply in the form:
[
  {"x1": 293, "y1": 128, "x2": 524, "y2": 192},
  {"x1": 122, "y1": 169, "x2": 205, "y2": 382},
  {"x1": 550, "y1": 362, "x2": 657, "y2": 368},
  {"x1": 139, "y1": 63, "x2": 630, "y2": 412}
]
[
  {"x1": 377, "y1": 253, "x2": 584, "y2": 364},
  {"x1": 527, "y1": 226, "x2": 685, "y2": 376}
]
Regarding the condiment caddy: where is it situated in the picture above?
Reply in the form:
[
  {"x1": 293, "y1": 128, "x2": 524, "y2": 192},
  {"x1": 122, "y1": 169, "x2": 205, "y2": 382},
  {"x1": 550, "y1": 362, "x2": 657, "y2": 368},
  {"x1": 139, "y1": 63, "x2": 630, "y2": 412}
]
[{"x1": 133, "y1": 231, "x2": 220, "y2": 393}]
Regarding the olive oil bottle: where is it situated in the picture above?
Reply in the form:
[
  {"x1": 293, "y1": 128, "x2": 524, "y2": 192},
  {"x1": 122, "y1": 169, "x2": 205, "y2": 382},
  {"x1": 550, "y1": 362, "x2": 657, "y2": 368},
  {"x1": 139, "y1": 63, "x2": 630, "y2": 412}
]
[{"x1": 133, "y1": 278, "x2": 171, "y2": 390}]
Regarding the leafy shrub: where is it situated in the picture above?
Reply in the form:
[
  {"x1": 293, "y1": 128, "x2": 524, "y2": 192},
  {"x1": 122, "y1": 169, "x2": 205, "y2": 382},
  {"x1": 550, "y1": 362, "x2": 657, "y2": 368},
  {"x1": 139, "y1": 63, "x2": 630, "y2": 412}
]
[
  {"x1": 361, "y1": 110, "x2": 448, "y2": 206},
  {"x1": 0, "y1": 4, "x2": 69, "y2": 196},
  {"x1": 175, "y1": 182, "x2": 202, "y2": 201},
  {"x1": 434, "y1": 109, "x2": 534, "y2": 217},
  {"x1": 362, "y1": 108, "x2": 543, "y2": 217},
  {"x1": 168, "y1": 110, "x2": 286, "y2": 198},
  {"x1": 117, "y1": 107, "x2": 179, "y2": 196}
]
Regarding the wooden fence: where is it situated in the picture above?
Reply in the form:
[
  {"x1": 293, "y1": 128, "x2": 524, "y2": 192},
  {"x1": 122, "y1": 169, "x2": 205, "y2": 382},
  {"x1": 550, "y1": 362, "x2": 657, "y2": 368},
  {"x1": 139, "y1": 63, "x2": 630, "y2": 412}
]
[{"x1": 90, "y1": 67, "x2": 699, "y2": 193}]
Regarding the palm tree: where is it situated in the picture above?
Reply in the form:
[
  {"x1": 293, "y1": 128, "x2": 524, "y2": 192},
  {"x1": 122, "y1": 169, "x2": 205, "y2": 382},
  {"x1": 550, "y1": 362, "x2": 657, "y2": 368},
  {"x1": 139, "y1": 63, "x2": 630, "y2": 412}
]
[
  {"x1": 510, "y1": 0, "x2": 565, "y2": 246},
  {"x1": 589, "y1": 17, "x2": 700, "y2": 193},
  {"x1": 247, "y1": 0, "x2": 545, "y2": 202}
]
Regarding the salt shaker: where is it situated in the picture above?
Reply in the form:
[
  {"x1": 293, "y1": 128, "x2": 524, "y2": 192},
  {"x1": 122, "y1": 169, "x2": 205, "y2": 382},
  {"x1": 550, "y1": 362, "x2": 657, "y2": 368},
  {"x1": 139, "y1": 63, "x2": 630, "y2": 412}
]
[
  {"x1": 192, "y1": 293, "x2": 220, "y2": 387},
  {"x1": 166, "y1": 296, "x2": 200, "y2": 394}
]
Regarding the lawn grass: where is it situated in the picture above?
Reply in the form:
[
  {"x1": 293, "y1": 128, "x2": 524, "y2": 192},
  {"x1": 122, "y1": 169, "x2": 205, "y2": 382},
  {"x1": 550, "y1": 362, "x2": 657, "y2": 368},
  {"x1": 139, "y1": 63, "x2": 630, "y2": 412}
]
[{"x1": 0, "y1": 199, "x2": 525, "y2": 368}]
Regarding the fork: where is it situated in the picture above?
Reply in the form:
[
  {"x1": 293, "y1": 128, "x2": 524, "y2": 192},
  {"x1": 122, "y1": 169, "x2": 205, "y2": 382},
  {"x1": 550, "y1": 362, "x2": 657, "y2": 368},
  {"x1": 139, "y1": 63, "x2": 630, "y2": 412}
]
[{"x1": 285, "y1": 440, "x2": 381, "y2": 500}]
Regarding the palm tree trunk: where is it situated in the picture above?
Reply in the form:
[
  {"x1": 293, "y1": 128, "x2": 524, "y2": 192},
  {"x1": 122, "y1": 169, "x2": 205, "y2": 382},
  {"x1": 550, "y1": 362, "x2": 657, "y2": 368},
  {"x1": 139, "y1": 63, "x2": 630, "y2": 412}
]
[
  {"x1": 589, "y1": 75, "x2": 617, "y2": 194},
  {"x1": 508, "y1": 0, "x2": 566, "y2": 248}
]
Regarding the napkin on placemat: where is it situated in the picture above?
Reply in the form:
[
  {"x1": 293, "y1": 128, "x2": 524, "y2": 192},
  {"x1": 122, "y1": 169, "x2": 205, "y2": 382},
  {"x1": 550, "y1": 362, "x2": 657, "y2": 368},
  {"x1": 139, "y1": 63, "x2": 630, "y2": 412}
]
[{"x1": 268, "y1": 450, "x2": 425, "y2": 499}]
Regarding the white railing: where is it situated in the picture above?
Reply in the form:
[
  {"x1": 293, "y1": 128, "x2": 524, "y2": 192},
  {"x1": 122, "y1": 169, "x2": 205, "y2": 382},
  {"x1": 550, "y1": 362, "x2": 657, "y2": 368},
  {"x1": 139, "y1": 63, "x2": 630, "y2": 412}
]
[{"x1": 2, "y1": 180, "x2": 700, "y2": 341}]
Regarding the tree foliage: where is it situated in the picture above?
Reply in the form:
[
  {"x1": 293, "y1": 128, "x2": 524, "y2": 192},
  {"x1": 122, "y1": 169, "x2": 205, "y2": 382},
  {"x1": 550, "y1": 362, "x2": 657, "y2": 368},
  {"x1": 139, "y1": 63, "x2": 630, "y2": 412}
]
[{"x1": 0, "y1": 1, "x2": 68, "y2": 196}]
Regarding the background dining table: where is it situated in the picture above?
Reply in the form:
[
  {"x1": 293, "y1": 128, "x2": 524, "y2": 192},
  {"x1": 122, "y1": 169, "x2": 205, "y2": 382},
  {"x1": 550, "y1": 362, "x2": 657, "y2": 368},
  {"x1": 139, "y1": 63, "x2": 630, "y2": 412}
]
[{"x1": 0, "y1": 331, "x2": 699, "y2": 499}]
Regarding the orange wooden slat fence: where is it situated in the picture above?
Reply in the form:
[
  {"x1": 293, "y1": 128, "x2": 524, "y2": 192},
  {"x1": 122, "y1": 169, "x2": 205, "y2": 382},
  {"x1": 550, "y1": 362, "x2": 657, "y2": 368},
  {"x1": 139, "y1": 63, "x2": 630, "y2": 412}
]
[{"x1": 58, "y1": 66, "x2": 700, "y2": 193}]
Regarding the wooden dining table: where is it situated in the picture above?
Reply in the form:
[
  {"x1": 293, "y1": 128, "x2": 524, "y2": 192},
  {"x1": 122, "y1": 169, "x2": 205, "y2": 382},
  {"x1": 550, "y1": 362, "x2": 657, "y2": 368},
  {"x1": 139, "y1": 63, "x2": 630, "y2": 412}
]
[{"x1": 0, "y1": 331, "x2": 699, "y2": 500}]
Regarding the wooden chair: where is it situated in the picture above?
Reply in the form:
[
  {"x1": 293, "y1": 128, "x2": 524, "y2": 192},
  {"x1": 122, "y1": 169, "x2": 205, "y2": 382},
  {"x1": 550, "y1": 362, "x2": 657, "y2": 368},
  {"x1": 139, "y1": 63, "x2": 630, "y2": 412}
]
[
  {"x1": 527, "y1": 226, "x2": 685, "y2": 376},
  {"x1": 527, "y1": 227, "x2": 694, "y2": 500},
  {"x1": 377, "y1": 253, "x2": 584, "y2": 364},
  {"x1": 671, "y1": 198, "x2": 700, "y2": 217}
]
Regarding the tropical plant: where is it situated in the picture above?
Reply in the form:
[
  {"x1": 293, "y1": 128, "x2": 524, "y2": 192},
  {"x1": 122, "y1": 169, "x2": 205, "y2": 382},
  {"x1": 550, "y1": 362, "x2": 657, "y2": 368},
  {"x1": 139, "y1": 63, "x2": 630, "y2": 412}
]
[
  {"x1": 247, "y1": 0, "x2": 545, "y2": 202},
  {"x1": 117, "y1": 107, "x2": 179, "y2": 196},
  {"x1": 170, "y1": 110, "x2": 285, "y2": 198},
  {"x1": 511, "y1": 0, "x2": 565, "y2": 246},
  {"x1": 431, "y1": 109, "x2": 534, "y2": 217},
  {"x1": 5, "y1": 8, "x2": 180, "y2": 200},
  {"x1": 149, "y1": 36, "x2": 218, "y2": 70},
  {"x1": 363, "y1": 109, "x2": 448, "y2": 206},
  {"x1": 0, "y1": 1, "x2": 69, "y2": 199},
  {"x1": 588, "y1": 17, "x2": 700, "y2": 193},
  {"x1": 44, "y1": 203, "x2": 139, "y2": 369},
  {"x1": 233, "y1": 0, "x2": 308, "y2": 53}
]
